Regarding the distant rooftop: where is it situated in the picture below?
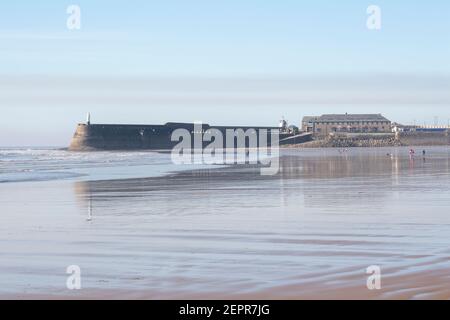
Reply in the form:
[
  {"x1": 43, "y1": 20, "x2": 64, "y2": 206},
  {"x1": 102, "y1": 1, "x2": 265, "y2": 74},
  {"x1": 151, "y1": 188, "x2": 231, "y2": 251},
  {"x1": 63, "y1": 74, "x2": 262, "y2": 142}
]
[
  {"x1": 302, "y1": 116, "x2": 319, "y2": 123},
  {"x1": 310, "y1": 114, "x2": 390, "y2": 122}
]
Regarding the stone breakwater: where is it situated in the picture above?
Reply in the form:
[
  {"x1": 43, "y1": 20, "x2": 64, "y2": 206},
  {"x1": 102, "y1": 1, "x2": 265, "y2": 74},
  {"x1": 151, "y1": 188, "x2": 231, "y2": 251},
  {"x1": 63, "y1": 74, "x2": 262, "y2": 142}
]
[
  {"x1": 69, "y1": 123, "x2": 304, "y2": 151},
  {"x1": 296, "y1": 132, "x2": 450, "y2": 148}
]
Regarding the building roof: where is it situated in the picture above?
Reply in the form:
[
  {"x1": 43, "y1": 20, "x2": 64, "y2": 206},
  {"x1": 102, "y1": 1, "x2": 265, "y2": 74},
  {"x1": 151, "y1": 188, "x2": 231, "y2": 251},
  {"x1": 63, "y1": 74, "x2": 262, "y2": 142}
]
[
  {"x1": 315, "y1": 114, "x2": 390, "y2": 122},
  {"x1": 302, "y1": 116, "x2": 319, "y2": 123}
]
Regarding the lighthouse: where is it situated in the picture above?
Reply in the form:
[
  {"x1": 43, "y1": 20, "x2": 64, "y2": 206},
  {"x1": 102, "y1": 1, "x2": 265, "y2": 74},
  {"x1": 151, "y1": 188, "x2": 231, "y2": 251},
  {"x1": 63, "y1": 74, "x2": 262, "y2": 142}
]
[{"x1": 86, "y1": 112, "x2": 91, "y2": 125}]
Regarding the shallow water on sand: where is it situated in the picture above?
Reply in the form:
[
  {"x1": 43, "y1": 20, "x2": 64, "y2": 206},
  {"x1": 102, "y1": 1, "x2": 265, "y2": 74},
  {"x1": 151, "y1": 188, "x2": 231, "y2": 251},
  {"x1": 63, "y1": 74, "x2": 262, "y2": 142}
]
[{"x1": 1, "y1": 147, "x2": 450, "y2": 299}]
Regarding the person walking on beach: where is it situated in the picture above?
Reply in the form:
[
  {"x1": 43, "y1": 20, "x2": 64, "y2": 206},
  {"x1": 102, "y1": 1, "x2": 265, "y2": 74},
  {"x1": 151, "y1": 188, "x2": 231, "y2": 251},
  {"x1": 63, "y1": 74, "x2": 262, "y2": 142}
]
[{"x1": 409, "y1": 149, "x2": 415, "y2": 160}]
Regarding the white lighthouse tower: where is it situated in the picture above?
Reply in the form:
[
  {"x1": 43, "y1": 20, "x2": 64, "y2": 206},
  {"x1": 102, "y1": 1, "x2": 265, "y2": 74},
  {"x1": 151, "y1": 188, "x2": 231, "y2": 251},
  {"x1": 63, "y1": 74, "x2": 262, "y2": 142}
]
[{"x1": 86, "y1": 112, "x2": 91, "y2": 125}]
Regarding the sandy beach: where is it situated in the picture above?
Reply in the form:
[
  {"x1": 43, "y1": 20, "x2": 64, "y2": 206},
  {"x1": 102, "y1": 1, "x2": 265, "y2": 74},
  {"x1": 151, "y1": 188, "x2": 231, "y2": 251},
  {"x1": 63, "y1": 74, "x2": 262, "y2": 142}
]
[{"x1": 1, "y1": 147, "x2": 450, "y2": 300}]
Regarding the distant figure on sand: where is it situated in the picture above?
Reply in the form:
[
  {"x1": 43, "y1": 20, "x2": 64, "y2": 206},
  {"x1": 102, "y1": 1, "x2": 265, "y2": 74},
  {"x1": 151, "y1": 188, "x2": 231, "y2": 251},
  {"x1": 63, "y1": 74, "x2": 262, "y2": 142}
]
[{"x1": 409, "y1": 149, "x2": 415, "y2": 160}]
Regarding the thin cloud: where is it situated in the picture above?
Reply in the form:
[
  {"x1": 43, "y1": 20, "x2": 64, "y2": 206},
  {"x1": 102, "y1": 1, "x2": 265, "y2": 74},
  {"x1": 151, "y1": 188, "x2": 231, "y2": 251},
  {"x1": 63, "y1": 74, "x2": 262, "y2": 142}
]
[{"x1": 1, "y1": 75, "x2": 449, "y2": 106}]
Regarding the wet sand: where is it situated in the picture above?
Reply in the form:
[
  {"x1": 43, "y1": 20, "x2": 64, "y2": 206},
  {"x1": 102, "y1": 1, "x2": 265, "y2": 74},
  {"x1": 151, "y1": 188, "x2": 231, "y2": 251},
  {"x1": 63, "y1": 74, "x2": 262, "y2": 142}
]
[{"x1": 1, "y1": 147, "x2": 450, "y2": 299}]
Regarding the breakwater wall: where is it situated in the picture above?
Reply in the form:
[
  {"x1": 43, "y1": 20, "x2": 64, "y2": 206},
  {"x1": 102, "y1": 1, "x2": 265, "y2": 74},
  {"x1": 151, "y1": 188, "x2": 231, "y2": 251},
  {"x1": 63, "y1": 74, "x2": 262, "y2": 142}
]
[
  {"x1": 399, "y1": 131, "x2": 450, "y2": 146},
  {"x1": 297, "y1": 131, "x2": 450, "y2": 148},
  {"x1": 69, "y1": 123, "x2": 300, "y2": 151},
  {"x1": 69, "y1": 123, "x2": 173, "y2": 151}
]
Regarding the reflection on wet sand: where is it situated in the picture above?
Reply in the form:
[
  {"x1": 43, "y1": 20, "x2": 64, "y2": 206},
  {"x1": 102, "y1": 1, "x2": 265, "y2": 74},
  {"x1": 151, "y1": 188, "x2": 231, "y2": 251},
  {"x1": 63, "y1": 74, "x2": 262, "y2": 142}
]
[
  {"x1": 75, "y1": 149, "x2": 446, "y2": 214},
  {"x1": 67, "y1": 148, "x2": 450, "y2": 299}
]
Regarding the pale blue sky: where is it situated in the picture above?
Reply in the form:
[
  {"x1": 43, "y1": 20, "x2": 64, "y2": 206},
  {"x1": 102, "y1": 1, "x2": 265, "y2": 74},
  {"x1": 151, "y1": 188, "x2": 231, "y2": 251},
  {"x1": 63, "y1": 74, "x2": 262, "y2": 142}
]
[{"x1": 0, "y1": 1, "x2": 449, "y2": 146}]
